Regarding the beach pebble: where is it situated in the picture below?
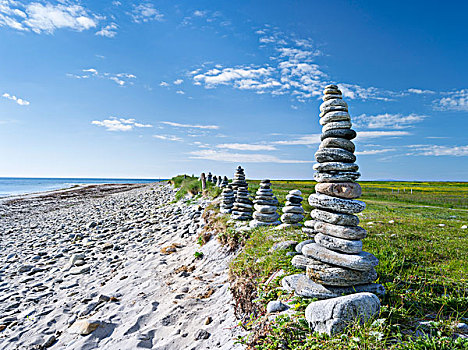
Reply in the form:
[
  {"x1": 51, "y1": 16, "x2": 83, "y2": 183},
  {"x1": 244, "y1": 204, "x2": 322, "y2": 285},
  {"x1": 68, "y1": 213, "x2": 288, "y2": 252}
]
[{"x1": 267, "y1": 300, "x2": 289, "y2": 313}]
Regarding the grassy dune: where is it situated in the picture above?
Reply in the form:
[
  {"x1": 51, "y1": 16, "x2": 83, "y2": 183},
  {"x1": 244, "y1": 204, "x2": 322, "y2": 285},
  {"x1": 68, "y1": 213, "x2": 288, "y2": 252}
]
[{"x1": 227, "y1": 180, "x2": 468, "y2": 349}]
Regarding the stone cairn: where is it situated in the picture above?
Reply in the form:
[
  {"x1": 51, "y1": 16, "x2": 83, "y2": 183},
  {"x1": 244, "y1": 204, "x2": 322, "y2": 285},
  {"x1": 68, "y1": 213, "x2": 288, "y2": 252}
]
[
  {"x1": 213, "y1": 175, "x2": 218, "y2": 185},
  {"x1": 282, "y1": 84, "x2": 383, "y2": 335},
  {"x1": 220, "y1": 176, "x2": 229, "y2": 188},
  {"x1": 230, "y1": 166, "x2": 248, "y2": 196},
  {"x1": 216, "y1": 176, "x2": 223, "y2": 187},
  {"x1": 207, "y1": 172, "x2": 213, "y2": 184},
  {"x1": 200, "y1": 172, "x2": 207, "y2": 191},
  {"x1": 250, "y1": 180, "x2": 280, "y2": 228},
  {"x1": 230, "y1": 167, "x2": 253, "y2": 220},
  {"x1": 220, "y1": 185, "x2": 235, "y2": 213},
  {"x1": 276, "y1": 190, "x2": 305, "y2": 229}
]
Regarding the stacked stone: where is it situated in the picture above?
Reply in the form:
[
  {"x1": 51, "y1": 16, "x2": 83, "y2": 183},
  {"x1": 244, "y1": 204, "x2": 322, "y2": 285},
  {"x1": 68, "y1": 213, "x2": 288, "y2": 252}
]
[
  {"x1": 220, "y1": 185, "x2": 235, "y2": 213},
  {"x1": 282, "y1": 84, "x2": 383, "y2": 307},
  {"x1": 230, "y1": 166, "x2": 253, "y2": 220},
  {"x1": 216, "y1": 176, "x2": 223, "y2": 187},
  {"x1": 230, "y1": 166, "x2": 248, "y2": 195},
  {"x1": 250, "y1": 180, "x2": 280, "y2": 228},
  {"x1": 207, "y1": 172, "x2": 213, "y2": 183},
  {"x1": 220, "y1": 176, "x2": 229, "y2": 188},
  {"x1": 277, "y1": 190, "x2": 305, "y2": 229}
]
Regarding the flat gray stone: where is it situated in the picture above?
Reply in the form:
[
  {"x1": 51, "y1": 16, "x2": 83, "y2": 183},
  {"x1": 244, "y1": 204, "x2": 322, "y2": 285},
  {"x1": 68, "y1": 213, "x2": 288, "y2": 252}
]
[
  {"x1": 320, "y1": 111, "x2": 350, "y2": 125},
  {"x1": 322, "y1": 93, "x2": 342, "y2": 101},
  {"x1": 282, "y1": 205, "x2": 305, "y2": 214},
  {"x1": 254, "y1": 204, "x2": 277, "y2": 214},
  {"x1": 315, "y1": 233, "x2": 362, "y2": 254},
  {"x1": 281, "y1": 213, "x2": 304, "y2": 224},
  {"x1": 320, "y1": 98, "x2": 348, "y2": 113},
  {"x1": 321, "y1": 128, "x2": 356, "y2": 141},
  {"x1": 285, "y1": 194, "x2": 303, "y2": 203},
  {"x1": 304, "y1": 220, "x2": 318, "y2": 228},
  {"x1": 315, "y1": 148, "x2": 356, "y2": 163},
  {"x1": 281, "y1": 273, "x2": 304, "y2": 291},
  {"x1": 306, "y1": 259, "x2": 377, "y2": 287},
  {"x1": 295, "y1": 275, "x2": 385, "y2": 299},
  {"x1": 315, "y1": 182, "x2": 362, "y2": 199},
  {"x1": 308, "y1": 193, "x2": 366, "y2": 214},
  {"x1": 250, "y1": 219, "x2": 280, "y2": 228},
  {"x1": 303, "y1": 243, "x2": 378, "y2": 271},
  {"x1": 310, "y1": 209, "x2": 359, "y2": 226},
  {"x1": 314, "y1": 161, "x2": 358, "y2": 173},
  {"x1": 253, "y1": 212, "x2": 280, "y2": 222},
  {"x1": 267, "y1": 300, "x2": 289, "y2": 313},
  {"x1": 315, "y1": 221, "x2": 367, "y2": 240},
  {"x1": 305, "y1": 292, "x2": 381, "y2": 335},
  {"x1": 314, "y1": 172, "x2": 361, "y2": 183},
  {"x1": 291, "y1": 255, "x2": 315, "y2": 269},
  {"x1": 322, "y1": 120, "x2": 352, "y2": 133},
  {"x1": 295, "y1": 239, "x2": 315, "y2": 253}
]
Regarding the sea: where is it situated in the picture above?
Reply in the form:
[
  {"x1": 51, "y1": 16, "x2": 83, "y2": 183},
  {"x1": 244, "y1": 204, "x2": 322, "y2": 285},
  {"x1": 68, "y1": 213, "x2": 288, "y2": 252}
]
[{"x1": 0, "y1": 177, "x2": 164, "y2": 198}]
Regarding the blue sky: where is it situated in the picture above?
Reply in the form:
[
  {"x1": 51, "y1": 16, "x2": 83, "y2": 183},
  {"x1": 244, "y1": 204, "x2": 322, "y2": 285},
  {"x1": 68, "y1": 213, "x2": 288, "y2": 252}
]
[{"x1": 1, "y1": 0, "x2": 467, "y2": 180}]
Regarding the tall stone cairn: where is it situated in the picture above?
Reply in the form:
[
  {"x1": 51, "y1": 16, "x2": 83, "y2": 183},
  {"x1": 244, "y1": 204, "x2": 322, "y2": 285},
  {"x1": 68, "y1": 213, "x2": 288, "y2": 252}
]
[
  {"x1": 276, "y1": 190, "x2": 305, "y2": 229},
  {"x1": 230, "y1": 166, "x2": 248, "y2": 196},
  {"x1": 250, "y1": 180, "x2": 280, "y2": 228},
  {"x1": 220, "y1": 185, "x2": 235, "y2": 213},
  {"x1": 200, "y1": 172, "x2": 206, "y2": 191},
  {"x1": 230, "y1": 167, "x2": 253, "y2": 220},
  {"x1": 282, "y1": 84, "x2": 384, "y2": 334}
]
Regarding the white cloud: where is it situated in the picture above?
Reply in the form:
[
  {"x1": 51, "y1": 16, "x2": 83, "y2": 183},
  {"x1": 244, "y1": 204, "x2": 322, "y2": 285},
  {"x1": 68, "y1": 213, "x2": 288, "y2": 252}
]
[
  {"x1": 153, "y1": 134, "x2": 183, "y2": 142},
  {"x1": 357, "y1": 131, "x2": 411, "y2": 139},
  {"x1": 159, "y1": 81, "x2": 169, "y2": 87},
  {"x1": 189, "y1": 149, "x2": 312, "y2": 163},
  {"x1": 216, "y1": 143, "x2": 277, "y2": 151},
  {"x1": 0, "y1": 1, "x2": 99, "y2": 34},
  {"x1": 131, "y1": 3, "x2": 163, "y2": 23},
  {"x1": 161, "y1": 121, "x2": 219, "y2": 130},
  {"x1": 407, "y1": 88, "x2": 435, "y2": 95},
  {"x1": 96, "y1": 23, "x2": 117, "y2": 38},
  {"x1": 193, "y1": 10, "x2": 206, "y2": 17},
  {"x1": 355, "y1": 148, "x2": 396, "y2": 155},
  {"x1": 92, "y1": 118, "x2": 152, "y2": 131},
  {"x1": 193, "y1": 67, "x2": 274, "y2": 88},
  {"x1": 176, "y1": 90, "x2": 185, "y2": 95},
  {"x1": 407, "y1": 145, "x2": 468, "y2": 157},
  {"x1": 273, "y1": 134, "x2": 321, "y2": 145},
  {"x1": 354, "y1": 113, "x2": 427, "y2": 129},
  {"x1": 68, "y1": 68, "x2": 136, "y2": 86},
  {"x1": 2, "y1": 92, "x2": 30, "y2": 106},
  {"x1": 173, "y1": 79, "x2": 183, "y2": 85},
  {"x1": 434, "y1": 89, "x2": 468, "y2": 111}
]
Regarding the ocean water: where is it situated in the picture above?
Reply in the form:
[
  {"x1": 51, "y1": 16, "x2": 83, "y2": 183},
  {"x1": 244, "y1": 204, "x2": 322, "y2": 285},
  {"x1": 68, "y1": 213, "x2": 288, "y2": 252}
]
[{"x1": 0, "y1": 177, "x2": 164, "y2": 198}]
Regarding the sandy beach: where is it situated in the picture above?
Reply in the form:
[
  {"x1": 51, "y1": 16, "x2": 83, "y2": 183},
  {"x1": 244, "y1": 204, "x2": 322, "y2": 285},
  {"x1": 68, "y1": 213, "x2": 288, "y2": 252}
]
[{"x1": 0, "y1": 182, "x2": 245, "y2": 349}]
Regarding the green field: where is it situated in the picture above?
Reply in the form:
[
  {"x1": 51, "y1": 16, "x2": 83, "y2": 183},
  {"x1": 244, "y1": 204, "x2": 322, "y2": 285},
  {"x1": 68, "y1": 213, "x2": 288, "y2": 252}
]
[{"x1": 225, "y1": 180, "x2": 468, "y2": 349}]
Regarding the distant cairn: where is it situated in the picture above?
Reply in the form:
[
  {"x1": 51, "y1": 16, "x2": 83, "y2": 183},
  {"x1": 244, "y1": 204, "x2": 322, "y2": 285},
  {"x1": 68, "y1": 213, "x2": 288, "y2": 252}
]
[
  {"x1": 220, "y1": 176, "x2": 229, "y2": 188},
  {"x1": 277, "y1": 190, "x2": 305, "y2": 229},
  {"x1": 220, "y1": 185, "x2": 235, "y2": 213},
  {"x1": 230, "y1": 167, "x2": 253, "y2": 220},
  {"x1": 282, "y1": 84, "x2": 383, "y2": 335},
  {"x1": 207, "y1": 172, "x2": 213, "y2": 183},
  {"x1": 216, "y1": 176, "x2": 223, "y2": 187},
  {"x1": 250, "y1": 180, "x2": 280, "y2": 228}
]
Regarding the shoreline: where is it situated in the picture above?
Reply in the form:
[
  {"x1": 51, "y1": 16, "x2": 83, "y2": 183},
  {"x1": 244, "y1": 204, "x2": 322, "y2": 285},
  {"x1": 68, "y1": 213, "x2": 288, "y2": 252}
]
[{"x1": 0, "y1": 182, "x2": 245, "y2": 349}]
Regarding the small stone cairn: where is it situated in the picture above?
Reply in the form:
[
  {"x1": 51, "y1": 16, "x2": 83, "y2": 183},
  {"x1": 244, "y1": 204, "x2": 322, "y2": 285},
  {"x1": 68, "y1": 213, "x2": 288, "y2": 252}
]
[
  {"x1": 276, "y1": 190, "x2": 304, "y2": 229},
  {"x1": 216, "y1": 176, "x2": 223, "y2": 187},
  {"x1": 220, "y1": 176, "x2": 229, "y2": 188},
  {"x1": 230, "y1": 167, "x2": 253, "y2": 220},
  {"x1": 230, "y1": 166, "x2": 248, "y2": 196},
  {"x1": 250, "y1": 180, "x2": 280, "y2": 228},
  {"x1": 220, "y1": 185, "x2": 235, "y2": 213},
  {"x1": 207, "y1": 172, "x2": 213, "y2": 183},
  {"x1": 282, "y1": 84, "x2": 383, "y2": 335}
]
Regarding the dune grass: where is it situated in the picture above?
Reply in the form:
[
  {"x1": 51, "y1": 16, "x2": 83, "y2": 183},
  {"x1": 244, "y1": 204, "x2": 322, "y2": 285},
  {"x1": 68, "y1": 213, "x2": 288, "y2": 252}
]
[
  {"x1": 171, "y1": 175, "x2": 221, "y2": 201},
  {"x1": 224, "y1": 180, "x2": 468, "y2": 349}
]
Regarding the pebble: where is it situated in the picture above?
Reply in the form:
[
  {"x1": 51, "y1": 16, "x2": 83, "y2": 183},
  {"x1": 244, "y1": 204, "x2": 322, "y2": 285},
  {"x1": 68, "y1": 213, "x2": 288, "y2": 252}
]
[{"x1": 322, "y1": 120, "x2": 352, "y2": 133}]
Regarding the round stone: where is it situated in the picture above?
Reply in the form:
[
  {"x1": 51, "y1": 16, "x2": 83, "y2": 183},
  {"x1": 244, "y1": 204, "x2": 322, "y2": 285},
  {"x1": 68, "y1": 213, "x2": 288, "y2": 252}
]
[
  {"x1": 305, "y1": 258, "x2": 377, "y2": 286},
  {"x1": 303, "y1": 243, "x2": 378, "y2": 271},
  {"x1": 315, "y1": 182, "x2": 362, "y2": 199},
  {"x1": 315, "y1": 221, "x2": 367, "y2": 240},
  {"x1": 319, "y1": 111, "x2": 350, "y2": 125},
  {"x1": 289, "y1": 189, "x2": 302, "y2": 196},
  {"x1": 322, "y1": 93, "x2": 342, "y2": 101},
  {"x1": 321, "y1": 128, "x2": 357, "y2": 141},
  {"x1": 286, "y1": 194, "x2": 303, "y2": 203},
  {"x1": 310, "y1": 209, "x2": 359, "y2": 226},
  {"x1": 319, "y1": 138, "x2": 355, "y2": 153},
  {"x1": 295, "y1": 239, "x2": 315, "y2": 253},
  {"x1": 308, "y1": 193, "x2": 366, "y2": 214},
  {"x1": 254, "y1": 204, "x2": 277, "y2": 214},
  {"x1": 314, "y1": 232, "x2": 363, "y2": 254},
  {"x1": 282, "y1": 206, "x2": 305, "y2": 214},
  {"x1": 320, "y1": 106, "x2": 348, "y2": 118},
  {"x1": 313, "y1": 162, "x2": 359, "y2": 173},
  {"x1": 315, "y1": 148, "x2": 356, "y2": 163},
  {"x1": 281, "y1": 213, "x2": 304, "y2": 224},
  {"x1": 253, "y1": 212, "x2": 280, "y2": 222},
  {"x1": 291, "y1": 255, "x2": 315, "y2": 270},
  {"x1": 314, "y1": 172, "x2": 361, "y2": 183},
  {"x1": 322, "y1": 120, "x2": 352, "y2": 133},
  {"x1": 254, "y1": 199, "x2": 279, "y2": 205},
  {"x1": 233, "y1": 202, "x2": 253, "y2": 210},
  {"x1": 320, "y1": 98, "x2": 348, "y2": 113}
]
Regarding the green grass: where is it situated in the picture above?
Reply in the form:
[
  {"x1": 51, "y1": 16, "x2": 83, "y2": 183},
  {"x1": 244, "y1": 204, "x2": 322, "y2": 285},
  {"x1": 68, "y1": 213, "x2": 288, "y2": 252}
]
[
  {"x1": 171, "y1": 175, "x2": 221, "y2": 201},
  {"x1": 223, "y1": 180, "x2": 468, "y2": 349}
]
